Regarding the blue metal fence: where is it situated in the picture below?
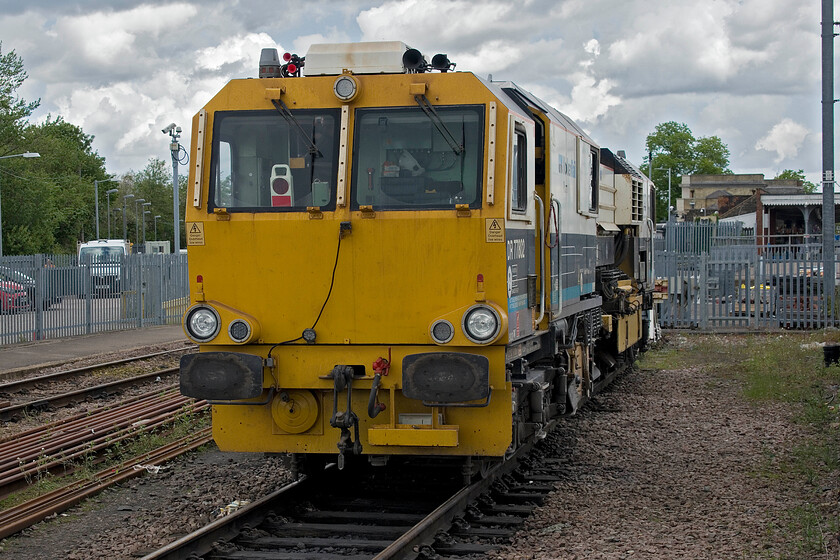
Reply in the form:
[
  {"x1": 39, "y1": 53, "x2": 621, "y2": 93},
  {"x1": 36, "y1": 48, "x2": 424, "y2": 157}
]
[
  {"x1": 655, "y1": 222, "x2": 839, "y2": 329},
  {"x1": 0, "y1": 253, "x2": 189, "y2": 346}
]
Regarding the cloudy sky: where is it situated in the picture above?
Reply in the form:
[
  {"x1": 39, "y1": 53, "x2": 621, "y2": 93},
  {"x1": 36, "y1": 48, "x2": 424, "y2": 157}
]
[{"x1": 0, "y1": 0, "x2": 829, "y2": 183}]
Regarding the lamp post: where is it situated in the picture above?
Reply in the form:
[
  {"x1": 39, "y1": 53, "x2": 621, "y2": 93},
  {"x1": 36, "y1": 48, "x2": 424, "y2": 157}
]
[
  {"x1": 93, "y1": 178, "x2": 118, "y2": 239},
  {"x1": 657, "y1": 167, "x2": 673, "y2": 221},
  {"x1": 142, "y1": 210, "x2": 151, "y2": 244},
  {"x1": 122, "y1": 194, "x2": 134, "y2": 242},
  {"x1": 136, "y1": 201, "x2": 150, "y2": 250},
  {"x1": 153, "y1": 215, "x2": 161, "y2": 240},
  {"x1": 133, "y1": 199, "x2": 145, "y2": 245},
  {"x1": 163, "y1": 123, "x2": 182, "y2": 255},
  {"x1": 105, "y1": 188, "x2": 119, "y2": 238},
  {"x1": 0, "y1": 152, "x2": 40, "y2": 258}
]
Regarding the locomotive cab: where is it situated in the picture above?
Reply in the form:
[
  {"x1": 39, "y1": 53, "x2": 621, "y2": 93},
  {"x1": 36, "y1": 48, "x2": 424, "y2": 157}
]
[{"x1": 179, "y1": 41, "x2": 655, "y2": 473}]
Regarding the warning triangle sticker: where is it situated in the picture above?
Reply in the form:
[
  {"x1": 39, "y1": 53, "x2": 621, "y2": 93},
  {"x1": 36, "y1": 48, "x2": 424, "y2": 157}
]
[{"x1": 489, "y1": 219, "x2": 501, "y2": 230}]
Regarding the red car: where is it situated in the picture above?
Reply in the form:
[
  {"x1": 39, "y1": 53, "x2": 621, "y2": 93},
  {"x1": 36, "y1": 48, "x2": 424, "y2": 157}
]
[{"x1": 0, "y1": 280, "x2": 30, "y2": 314}]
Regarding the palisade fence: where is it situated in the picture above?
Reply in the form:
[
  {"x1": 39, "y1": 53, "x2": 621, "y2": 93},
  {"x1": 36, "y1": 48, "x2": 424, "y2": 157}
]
[
  {"x1": 654, "y1": 221, "x2": 840, "y2": 330},
  {"x1": 0, "y1": 253, "x2": 189, "y2": 346}
]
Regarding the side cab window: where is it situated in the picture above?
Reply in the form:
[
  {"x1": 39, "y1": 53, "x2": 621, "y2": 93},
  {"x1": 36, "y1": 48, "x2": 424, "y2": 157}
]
[
  {"x1": 509, "y1": 118, "x2": 534, "y2": 222},
  {"x1": 577, "y1": 140, "x2": 599, "y2": 216}
]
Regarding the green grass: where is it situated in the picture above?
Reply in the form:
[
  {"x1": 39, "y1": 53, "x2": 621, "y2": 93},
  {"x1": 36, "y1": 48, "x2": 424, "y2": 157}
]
[{"x1": 645, "y1": 332, "x2": 840, "y2": 558}]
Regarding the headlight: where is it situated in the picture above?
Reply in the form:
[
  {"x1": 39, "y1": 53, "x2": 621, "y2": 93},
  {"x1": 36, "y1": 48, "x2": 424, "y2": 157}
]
[
  {"x1": 184, "y1": 306, "x2": 221, "y2": 342},
  {"x1": 333, "y1": 75, "x2": 359, "y2": 102},
  {"x1": 228, "y1": 319, "x2": 252, "y2": 343},
  {"x1": 462, "y1": 305, "x2": 501, "y2": 344},
  {"x1": 430, "y1": 319, "x2": 454, "y2": 344}
]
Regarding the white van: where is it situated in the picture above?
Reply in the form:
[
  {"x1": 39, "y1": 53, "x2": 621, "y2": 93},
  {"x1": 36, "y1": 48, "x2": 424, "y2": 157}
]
[{"x1": 77, "y1": 239, "x2": 130, "y2": 295}]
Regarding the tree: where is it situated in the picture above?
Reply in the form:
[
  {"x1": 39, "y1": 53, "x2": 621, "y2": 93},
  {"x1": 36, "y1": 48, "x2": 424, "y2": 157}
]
[
  {"x1": 0, "y1": 43, "x2": 40, "y2": 156},
  {"x1": 641, "y1": 121, "x2": 732, "y2": 221},
  {"x1": 119, "y1": 158, "x2": 185, "y2": 249},
  {"x1": 7, "y1": 116, "x2": 109, "y2": 253},
  {"x1": 774, "y1": 169, "x2": 817, "y2": 193}
]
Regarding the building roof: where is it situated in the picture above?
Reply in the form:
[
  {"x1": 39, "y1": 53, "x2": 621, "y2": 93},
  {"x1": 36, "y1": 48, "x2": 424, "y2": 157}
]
[
  {"x1": 760, "y1": 194, "x2": 825, "y2": 207},
  {"x1": 719, "y1": 193, "x2": 758, "y2": 219}
]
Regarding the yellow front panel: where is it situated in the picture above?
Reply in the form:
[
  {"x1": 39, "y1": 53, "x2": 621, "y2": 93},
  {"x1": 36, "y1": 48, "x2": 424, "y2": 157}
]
[
  {"x1": 208, "y1": 344, "x2": 511, "y2": 456},
  {"x1": 186, "y1": 70, "x2": 519, "y2": 458}
]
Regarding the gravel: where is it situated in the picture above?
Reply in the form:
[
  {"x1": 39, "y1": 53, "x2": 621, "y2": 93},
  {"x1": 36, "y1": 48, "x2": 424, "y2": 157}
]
[
  {"x1": 0, "y1": 449, "x2": 293, "y2": 559},
  {"x1": 0, "y1": 334, "x2": 836, "y2": 559},
  {"x1": 495, "y1": 335, "x2": 838, "y2": 559}
]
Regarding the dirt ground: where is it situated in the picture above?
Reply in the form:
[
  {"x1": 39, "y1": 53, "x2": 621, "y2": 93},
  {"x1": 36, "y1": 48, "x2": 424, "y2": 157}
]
[
  {"x1": 0, "y1": 332, "x2": 837, "y2": 559},
  {"x1": 496, "y1": 332, "x2": 839, "y2": 559}
]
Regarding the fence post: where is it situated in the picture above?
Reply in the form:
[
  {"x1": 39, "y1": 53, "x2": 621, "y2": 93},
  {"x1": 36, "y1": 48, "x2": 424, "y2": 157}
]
[
  {"x1": 34, "y1": 255, "x2": 43, "y2": 341},
  {"x1": 700, "y1": 253, "x2": 708, "y2": 329},
  {"x1": 85, "y1": 264, "x2": 93, "y2": 334},
  {"x1": 137, "y1": 253, "x2": 144, "y2": 329}
]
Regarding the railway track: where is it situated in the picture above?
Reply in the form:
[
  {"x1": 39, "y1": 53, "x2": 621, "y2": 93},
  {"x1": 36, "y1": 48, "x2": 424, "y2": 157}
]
[
  {"x1": 0, "y1": 346, "x2": 194, "y2": 420},
  {"x1": 0, "y1": 372, "x2": 212, "y2": 538},
  {"x1": 142, "y1": 422, "x2": 567, "y2": 560}
]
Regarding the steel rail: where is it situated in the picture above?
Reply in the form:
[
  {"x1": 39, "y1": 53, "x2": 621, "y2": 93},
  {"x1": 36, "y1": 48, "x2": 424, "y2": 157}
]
[
  {"x1": 371, "y1": 434, "x2": 539, "y2": 560},
  {"x1": 0, "y1": 368, "x2": 180, "y2": 420},
  {"x1": 0, "y1": 428, "x2": 212, "y2": 540},
  {"x1": 0, "y1": 345, "x2": 194, "y2": 383},
  {"x1": 140, "y1": 475, "x2": 313, "y2": 560},
  {"x1": 0, "y1": 387, "x2": 184, "y2": 463},
  {"x1": 0, "y1": 388, "x2": 173, "y2": 445},
  {"x1": 0, "y1": 399, "x2": 206, "y2": 494},
  {"x1": 0, "y1": 395, "x2": 205, "y2": 499}
]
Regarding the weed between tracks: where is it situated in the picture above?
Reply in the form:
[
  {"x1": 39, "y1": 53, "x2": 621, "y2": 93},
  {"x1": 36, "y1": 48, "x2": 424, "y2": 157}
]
[
  {"x1": 0, "y1": 406, "x2": 209, "y2": 511},
  {"x1": 641, "y1": 331, "x2": 840, "y2": 559}
]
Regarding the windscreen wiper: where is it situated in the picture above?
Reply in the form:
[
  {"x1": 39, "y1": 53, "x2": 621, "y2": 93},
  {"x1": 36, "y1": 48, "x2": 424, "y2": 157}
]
[
  {"x1": 271, "y1": 98, "x2": 322, "y2": 157},
  {"x1": 414, "y1": 95, "x2": 464, "y2": 155}
]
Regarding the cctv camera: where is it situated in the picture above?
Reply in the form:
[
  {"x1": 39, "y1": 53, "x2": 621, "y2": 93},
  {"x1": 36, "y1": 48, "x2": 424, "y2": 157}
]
[{"x1": 161, "y1": 123, "x2": 176, "y2": 134}]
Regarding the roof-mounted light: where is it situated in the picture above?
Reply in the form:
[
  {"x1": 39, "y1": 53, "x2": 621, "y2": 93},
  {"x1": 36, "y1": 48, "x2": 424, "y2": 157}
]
[
  {"x1": 259, "y1": 48, "x2": 281, "y2": 78},
  {"x1": 333, "y1": 74, "x2": 359, "y2": 102}
]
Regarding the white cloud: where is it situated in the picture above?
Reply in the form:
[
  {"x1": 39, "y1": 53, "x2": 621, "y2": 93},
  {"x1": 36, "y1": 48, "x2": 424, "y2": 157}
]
[
  {"x1": 196, "y1": 33, "x2": 277, "y2": 71},
  {"x1": 755, "y1": 118, "x2": 810, "y2": 164},
  {"x1": 54, "y1": 4, "x2": 199, "y2": 66},
  {"x1": 560, "y1": 73, "x2": 621, "y2": 123}
]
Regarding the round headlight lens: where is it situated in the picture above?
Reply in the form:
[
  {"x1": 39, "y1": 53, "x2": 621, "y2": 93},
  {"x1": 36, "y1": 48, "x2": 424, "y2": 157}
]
[
  {"x1": 430, "y1": 320, "x2": 454, "y2": 344},
  {"x1": 185, "y1": 306, "x2": 220, "y2": 342},
  {"x1": 228, "y1": 319, "x2": 251, "y2": 343},
  {"x1": 463, "y1": 306, "x2": 500, "y2": 343},
  {"x1": 333, "y1": 75, "x2": 358, "y2": 101}
]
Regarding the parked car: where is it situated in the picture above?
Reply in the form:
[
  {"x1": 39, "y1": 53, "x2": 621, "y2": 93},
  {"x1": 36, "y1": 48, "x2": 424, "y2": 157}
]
[
  {"x1": 0, "y1": 280, "x2": 30, "y2": 314},
  {"x1": 0, "y1": 265, "x2": 61, "y2": 310}
]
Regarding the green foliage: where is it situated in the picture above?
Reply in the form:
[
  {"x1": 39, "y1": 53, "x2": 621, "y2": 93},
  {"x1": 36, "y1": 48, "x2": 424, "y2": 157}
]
[
  {"x1": 120, "y1": 157, "x2": 184, "y2": 248},
  {"x1": 774, "y1": 169, "x2": 818, "y2": 193},
  {"x1": 1, "y1": 116, "x2": 109, "y2": 253},
  {"x1": 0, "y1": 42, "x2": 40, "y2": 156},
  {"x1": 640, "y1": 121, "x2": 732, "y2": 221}
]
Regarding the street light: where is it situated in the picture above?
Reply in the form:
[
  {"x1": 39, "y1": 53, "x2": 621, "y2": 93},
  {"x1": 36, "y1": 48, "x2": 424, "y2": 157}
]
[
  {"x1": 164, "y1": 124, "x2": 182, "y2": 255},
  {"x1": 136, "y1": 201, "x2": 150, "y2": 249},
  {"x1": 122, "y1": 194, "x2": 134, "y2": 242},
  {"x1": 93, "y1": 178, "x2": 118, "y2": 239},
  {"x1": 657, "y1": 167, "x2": 673, "y2": 221},
  {"x1": 133, "y1": 199, "x2": 145, "y2": 245},
  {"x1": 105, "y1": 188, "x2": 119, "y2": 238},
  {"x1": 142, "y1": 210, "x2": 151, "y2": 244},
  {"x1": 153, "y1": 215, "x2": 161, "y2": 240},
  {"x1": 0, "y1": 152, "x2": 40, "y2": 258}
]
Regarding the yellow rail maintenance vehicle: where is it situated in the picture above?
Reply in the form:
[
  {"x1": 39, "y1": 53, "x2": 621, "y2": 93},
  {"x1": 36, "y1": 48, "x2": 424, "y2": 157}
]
[{"x1": 180, "y1": 41, "x2": 657, "y2": 475}]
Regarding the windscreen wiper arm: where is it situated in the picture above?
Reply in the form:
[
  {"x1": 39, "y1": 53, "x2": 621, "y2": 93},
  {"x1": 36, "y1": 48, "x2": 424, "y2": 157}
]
[
  {"x1": 414, "y1": 95, "x2": 464, "y2": 155},
  {"x1": 271, "y1": 98, "x2": 322, "y2": 157}
]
